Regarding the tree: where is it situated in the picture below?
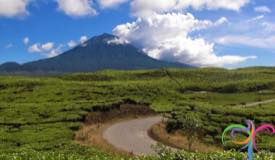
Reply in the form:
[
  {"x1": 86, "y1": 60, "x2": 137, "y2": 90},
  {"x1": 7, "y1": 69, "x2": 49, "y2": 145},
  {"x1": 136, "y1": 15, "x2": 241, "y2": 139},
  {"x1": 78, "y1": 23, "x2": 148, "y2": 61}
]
[{"x1": 179, "y1": 112, "x2": 203, "y2": 151}]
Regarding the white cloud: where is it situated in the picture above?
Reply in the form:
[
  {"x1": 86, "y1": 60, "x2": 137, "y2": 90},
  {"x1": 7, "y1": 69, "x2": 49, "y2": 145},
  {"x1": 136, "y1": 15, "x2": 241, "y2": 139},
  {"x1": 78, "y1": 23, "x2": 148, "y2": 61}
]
[
  {"x1": 0, "y1": 0, "x2": 30, "y2": 18},
  {"x1": 28, "y1": 43, "x2": 42, "y2": 53},
  {"x1": 98, "y1": 0, "x2": 128, "y2": 8},
  {"x1": 131, "y1": 0, "x2": 250, "y2": 17},
  {"x1": 246, "y1": 15, "x2": 264, "y2": 23},
  {"x1": 28, "y1": 42, "x2": 55, "y2": 53},
  {"x1": 113, "y1": 13, "x2": 254, "y2": 67},
  {"x1": 67, "y1": 36, "x2": 89, "y2": 49},
  {"x1": 68, "y1": 40, "x2": 77, "y2": 48},
  {"x1": 214, "y1": 17, "x2": 228, "y2": 26},
  {"x1": 216, "y1": 35, "x2": 275, "y2": 49},
  {"x1": 41, "y1": 42, "x2": 54, "y2": 51},
  {"x1": 23, "y1": 37, "x2": 29, "y2": 45},
  {"x1": 254, "y1": 6, "x2": 271, "y2": 13},
  {"x1": 80, "y1": 36, "x2": 88, "y2": 44},
  {"x1": 108, "y1": 37, "x2": 129, "y2": 45},
  {"x1": 28, "y1": 42, "x2": 62, "y2": 58},
  {"x1": 47, "y1": 48, "x2": 61, "y2": 58},
  {"x1": 47, "y1": 44, "x2": 64, "y2": 58},
  {"x1": 57, "y1": 0, "x2": 97, "y2": 17}
]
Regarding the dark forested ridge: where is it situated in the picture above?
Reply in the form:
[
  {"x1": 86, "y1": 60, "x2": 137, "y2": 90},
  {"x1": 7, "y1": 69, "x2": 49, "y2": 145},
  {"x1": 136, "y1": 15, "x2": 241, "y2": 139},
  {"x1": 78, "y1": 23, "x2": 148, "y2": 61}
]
[{"x1": 0, "y1": 33, "x2": 190, "y2": 74}]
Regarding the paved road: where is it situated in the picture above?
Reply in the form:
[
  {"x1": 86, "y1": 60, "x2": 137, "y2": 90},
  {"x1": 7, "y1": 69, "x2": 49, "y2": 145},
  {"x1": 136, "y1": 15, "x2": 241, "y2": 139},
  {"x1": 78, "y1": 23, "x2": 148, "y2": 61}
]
[{"x1": 103, "y1": 116, "x2": 162, "y2": 155}]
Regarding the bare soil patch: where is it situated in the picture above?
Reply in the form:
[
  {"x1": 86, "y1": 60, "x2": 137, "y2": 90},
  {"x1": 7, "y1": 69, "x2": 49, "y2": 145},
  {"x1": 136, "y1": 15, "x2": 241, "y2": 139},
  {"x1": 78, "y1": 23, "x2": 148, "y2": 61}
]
[{"x1": 148, "y1": 122, "x2": 221, "y2": 153}]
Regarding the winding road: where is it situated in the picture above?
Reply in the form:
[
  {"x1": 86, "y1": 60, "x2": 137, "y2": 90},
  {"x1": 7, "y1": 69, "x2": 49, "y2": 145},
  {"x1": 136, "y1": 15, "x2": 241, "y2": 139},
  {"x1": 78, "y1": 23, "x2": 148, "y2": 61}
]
[
  {"x1": 101, "y1": 99, "x2": 275, "y2": 156},
  {"x1": 103, "y1": 116, "x2": 162, "y2": 155}
]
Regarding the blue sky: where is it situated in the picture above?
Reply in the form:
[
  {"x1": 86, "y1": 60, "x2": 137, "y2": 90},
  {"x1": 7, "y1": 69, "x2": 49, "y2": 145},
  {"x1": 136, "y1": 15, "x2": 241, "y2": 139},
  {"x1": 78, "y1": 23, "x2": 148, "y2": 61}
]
[{"x1": 0, "y1": 0, "x2": 274, "y2": 68}]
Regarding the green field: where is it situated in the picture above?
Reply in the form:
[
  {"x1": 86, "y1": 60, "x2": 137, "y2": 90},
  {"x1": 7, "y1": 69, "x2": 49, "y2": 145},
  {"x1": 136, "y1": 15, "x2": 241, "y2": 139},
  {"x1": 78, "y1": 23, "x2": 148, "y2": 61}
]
[{"x1": 0, "y1": 67, "x2": 275, "y2": 159}]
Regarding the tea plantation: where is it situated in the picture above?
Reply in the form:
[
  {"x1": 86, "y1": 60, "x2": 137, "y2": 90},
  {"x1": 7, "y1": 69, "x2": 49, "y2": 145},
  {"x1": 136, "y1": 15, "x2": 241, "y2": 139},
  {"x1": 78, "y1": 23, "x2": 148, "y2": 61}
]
[{"x1": 0, "y1": 67, "x2": 275, "y2": 159}]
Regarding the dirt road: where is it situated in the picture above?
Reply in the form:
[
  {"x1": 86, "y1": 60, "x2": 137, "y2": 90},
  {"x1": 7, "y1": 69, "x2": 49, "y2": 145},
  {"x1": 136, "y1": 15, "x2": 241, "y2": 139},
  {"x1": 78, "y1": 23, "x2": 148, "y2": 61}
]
[
  {"x1": 233, "y1": 98, "x2": 275, "y2": 108},
  {"x1": 244, "y1": 99, "x2": 275, "y2": 107},
  {"x1": 103, "y1": 116, "x2": 162, "y2": 155}
]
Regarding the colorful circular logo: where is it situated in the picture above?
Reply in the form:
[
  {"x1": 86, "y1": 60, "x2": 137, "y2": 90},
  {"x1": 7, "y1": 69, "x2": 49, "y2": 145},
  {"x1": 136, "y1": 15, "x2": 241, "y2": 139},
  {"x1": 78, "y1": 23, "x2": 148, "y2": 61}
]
[{"x1": 222, "y1": 120, "x2": 275, "y2": 160}]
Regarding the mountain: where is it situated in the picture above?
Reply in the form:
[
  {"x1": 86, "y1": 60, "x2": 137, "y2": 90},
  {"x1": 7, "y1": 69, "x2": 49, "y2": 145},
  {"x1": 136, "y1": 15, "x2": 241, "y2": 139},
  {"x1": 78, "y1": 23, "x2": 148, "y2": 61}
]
[
  {"x1": 0, "y1": 62, "x2": 21, "y2": 72},
  {"x1": 0, "y1": 33, "x2": 190, "y2": 73}
]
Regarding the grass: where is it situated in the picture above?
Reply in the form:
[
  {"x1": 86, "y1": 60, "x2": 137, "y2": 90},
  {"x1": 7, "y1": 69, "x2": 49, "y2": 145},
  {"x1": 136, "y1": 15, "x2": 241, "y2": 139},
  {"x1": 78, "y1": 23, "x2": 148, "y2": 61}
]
[{"x1": 0, "y1": 67, "x2": 274, "y2": 159}]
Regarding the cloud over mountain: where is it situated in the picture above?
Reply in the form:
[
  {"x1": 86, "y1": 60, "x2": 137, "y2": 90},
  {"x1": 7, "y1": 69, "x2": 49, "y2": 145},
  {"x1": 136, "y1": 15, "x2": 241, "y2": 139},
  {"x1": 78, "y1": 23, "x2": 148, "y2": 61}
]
[{"x1": 112, "y1": 0, "x2": 254, "y2": 67}]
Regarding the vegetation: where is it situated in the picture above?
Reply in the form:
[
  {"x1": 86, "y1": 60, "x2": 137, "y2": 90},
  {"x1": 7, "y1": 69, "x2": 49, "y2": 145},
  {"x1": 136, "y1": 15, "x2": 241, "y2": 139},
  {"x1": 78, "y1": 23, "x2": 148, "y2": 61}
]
[
  {"x1": 173, "y1": 112, "x2": 203, "y2": 151},
  {"x1": 0, "y1": 146, "x2": 274, "y2": 160},
  {"x1": 0, "y1": 67, "x2": 275, "y2": 159},
  {"x1": 167, "y1": 102, "x2": 275, "y2": 151}
]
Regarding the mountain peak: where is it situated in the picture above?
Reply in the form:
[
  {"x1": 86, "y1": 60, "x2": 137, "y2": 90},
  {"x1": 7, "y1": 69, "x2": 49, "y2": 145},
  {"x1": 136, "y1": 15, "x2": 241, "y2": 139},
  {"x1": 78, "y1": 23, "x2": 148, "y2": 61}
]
[
  {"x1": 88, "y1": 33, "x2": 115, "y2": 44},
  {"x1": 100, "y1": 33, "x2": 115, "y2": 38}
]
